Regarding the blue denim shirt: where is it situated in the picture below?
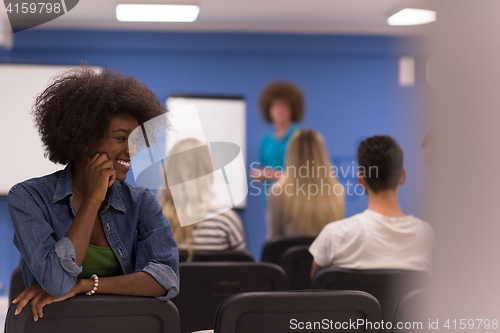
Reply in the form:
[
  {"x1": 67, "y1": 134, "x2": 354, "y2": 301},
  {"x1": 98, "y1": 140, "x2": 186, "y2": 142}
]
[{"x1": 8, "y1": 164, "x2": 179, "y2": 300}]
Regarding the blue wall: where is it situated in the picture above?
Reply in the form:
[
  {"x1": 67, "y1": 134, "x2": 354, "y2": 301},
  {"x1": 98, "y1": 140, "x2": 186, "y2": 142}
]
[{"x1": 0, "y1": 30, "x2": 429, "y2": 291}]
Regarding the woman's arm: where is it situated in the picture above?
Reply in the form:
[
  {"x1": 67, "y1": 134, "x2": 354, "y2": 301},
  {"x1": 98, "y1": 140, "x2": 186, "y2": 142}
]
[
  {"x1": 67, "y1": 153, "x2": 117, "y2": 265},
  {"x1": 134, "y1": 190, "x2": 180, "y2": 300},
  {"x1": 81, "y1": 272, "x2": 166, "y2": 297},
  {"x1": 250, "y1": 167, "x2": 283, "y2": 182},
  {"x1": 12, "y1": 272, "x2": 166, "y2": 321},
  {"x1": 8, "y1": 187, "x2": 81, "y2": 297},
  {"x1": 7, "y1": 154, "x2": 116, "y2": 297}
]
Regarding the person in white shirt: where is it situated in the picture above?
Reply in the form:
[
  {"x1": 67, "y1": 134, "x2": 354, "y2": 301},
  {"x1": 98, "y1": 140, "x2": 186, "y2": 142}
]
[{"x1": 309, "y1": 135, "x2": 434, "y2": 278}]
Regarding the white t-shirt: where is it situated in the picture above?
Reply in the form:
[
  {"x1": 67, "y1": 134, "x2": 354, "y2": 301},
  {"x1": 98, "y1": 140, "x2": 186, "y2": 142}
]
[{"x1": 309, "y1": 209, "x2": 434, "y2": 272}]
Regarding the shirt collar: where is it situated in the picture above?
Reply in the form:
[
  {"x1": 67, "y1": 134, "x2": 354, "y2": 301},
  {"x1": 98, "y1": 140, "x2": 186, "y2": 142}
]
[
  {"x1": 104, "y1": 181, "x2": 126, "y2": 213},
  {"x1": 274, "y1": 123, "x2": 299, "y2": 142},
  {"x1": 53, "y1": 163, "x2": 126, "y2": 213},
  {"x1": 284, "y1": 123, "x2": 299, "y2": 139},
  {"x1": 53, "y1": 164, "x2": 74, "y2": 204}
]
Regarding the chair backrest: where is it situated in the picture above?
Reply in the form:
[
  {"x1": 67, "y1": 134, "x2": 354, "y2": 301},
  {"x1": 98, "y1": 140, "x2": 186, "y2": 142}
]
[
  {"x1": 9, "y1": 266, "x2": 25, "y2": 304},
  {"x1": 4, "y1": 295, "x2": 180, "y2": 333},
  {"x1": 179, "y1": 250, "x2": 254, "y2": 262},
  {"x1": 391, "y1": 288, "x2": 427, "y2": 333},
  {"x1": 172, "y1": 262, "x2": 287, "y2": 333},
  {"x1": 280, "y1": 245, "x2": 313, "y2": 290},
  {"x1": 214, "y1": 290, "x2": 383, "y2": 333},
  {"x1": 312, "y1": 266, "x2": 430, "y2": 327},
  {"x1": 261, "y1": 237, "x2": 316, "y2": 264}
]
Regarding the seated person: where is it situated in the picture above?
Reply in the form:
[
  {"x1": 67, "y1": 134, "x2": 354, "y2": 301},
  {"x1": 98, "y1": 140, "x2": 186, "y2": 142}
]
[
  {"x1": 8, "y1": 68, "x2": 179, "y2": 321},
  {"x1": 267, "y1": 129, "x2": 345, "y2": 239},
  {"x1": 158, "y1": 138, "x2": 246, "y2": 262},
  {"x1": 309, "y1": 135, "x2": 434, "y2": 277}
]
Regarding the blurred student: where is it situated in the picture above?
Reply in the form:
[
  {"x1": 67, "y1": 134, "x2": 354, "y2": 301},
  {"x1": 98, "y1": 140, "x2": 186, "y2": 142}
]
[
  {"x1": 250, "y1": 82, "x2": 305, "y2": 183},
  {"x1": 158, "y1": 138, "x2": 246, "y2": 262},
  {"x1": 267, "y1": 129, "x2": 345, "y2": 239},
  {"x1": 309, "y1": 135, "x2": 434, "y2": 277}
]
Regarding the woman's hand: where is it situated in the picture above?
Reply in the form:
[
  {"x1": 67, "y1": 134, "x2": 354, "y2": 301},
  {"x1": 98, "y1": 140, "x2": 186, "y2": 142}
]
[
  {"x1": 12, "y1": 281, "x2": 86, "y2": 321},
  {"x1": 84, "y1": 153, "x2": 117, "y2": 203},
  {"x1": 250, "y1": 168, "x2": 283, "y2": 182}
]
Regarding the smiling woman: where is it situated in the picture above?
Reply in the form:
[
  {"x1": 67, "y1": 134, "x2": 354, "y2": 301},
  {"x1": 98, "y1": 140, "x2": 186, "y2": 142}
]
[{"x1": 7, "y1": 67, "x2": 179, "y2": 322}]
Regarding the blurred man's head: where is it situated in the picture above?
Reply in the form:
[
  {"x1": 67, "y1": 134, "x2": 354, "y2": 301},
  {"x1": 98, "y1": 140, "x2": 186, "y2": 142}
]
[{"x1": 357, "y1": 135, "x2": 405, "y2": 194}]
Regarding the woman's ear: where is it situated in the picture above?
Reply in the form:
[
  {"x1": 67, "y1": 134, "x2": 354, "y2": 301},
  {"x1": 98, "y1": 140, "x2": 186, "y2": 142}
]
[{"x1": 83, "y1": 146, "x2": 89, "y2": 153}]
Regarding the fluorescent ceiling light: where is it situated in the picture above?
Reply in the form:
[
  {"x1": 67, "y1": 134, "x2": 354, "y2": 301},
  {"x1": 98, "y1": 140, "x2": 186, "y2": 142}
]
[
  {"x1": 388, "y1": 8, "x2": 436, "y2": 26},
  {"x1": 116, "y1": 4, "x2": 200, "y2": 22}
]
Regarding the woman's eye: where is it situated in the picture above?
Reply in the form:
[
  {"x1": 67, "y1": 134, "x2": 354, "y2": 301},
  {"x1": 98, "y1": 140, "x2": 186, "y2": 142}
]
[{"x1": 117, "y1": 137, "x2": 126, "y2": 142}]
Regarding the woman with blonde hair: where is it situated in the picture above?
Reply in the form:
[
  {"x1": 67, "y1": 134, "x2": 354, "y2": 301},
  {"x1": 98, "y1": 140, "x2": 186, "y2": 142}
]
[
  {"x1": 158, "y1": 138, "x2": 246, "y2": 262},
  {"x1": 267, "y1": 129, "x2": 345, "y2": 238}
]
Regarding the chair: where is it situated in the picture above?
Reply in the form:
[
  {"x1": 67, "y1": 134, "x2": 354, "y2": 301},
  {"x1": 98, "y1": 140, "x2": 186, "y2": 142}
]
[
  {"x1": 214, "y1": 290, "x2": 383, "y2": 333},
  {"x1": 280, "y1": 245, "x2": 313, "y2": 290},
  {"x1": 312, "y1": 266, "x2": 430, "y2": 328},
  {"x1": 179, "y1": 250, "x2": 254, "y2": 262},
  {"x1": 4, "y1": 294, "x2": 180, "y2": 333},
  {"x1": 9, "y1": 266, "x2": 25, "y2": 304},
  {"x1": 172, "y1": 262, "x2": 287, "y2": 333},
  {"x1": 391, "y1": 289, "x2": 427, "y2": 333},
  {"x1": 261, "y1": 237, "x2": 315, "y2": 265}
]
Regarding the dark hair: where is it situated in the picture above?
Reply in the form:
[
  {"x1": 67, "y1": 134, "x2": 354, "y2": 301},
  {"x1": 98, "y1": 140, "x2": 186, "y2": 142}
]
[
  {"x1": 259, "y1": 81, "x2": 305, "y2": 123},
  {"x1": 357, "y1": 135, "x2": 404, "y2": 193},
  {"x1": 33, "y1": 67, "x2": 166, "y2": 165}
]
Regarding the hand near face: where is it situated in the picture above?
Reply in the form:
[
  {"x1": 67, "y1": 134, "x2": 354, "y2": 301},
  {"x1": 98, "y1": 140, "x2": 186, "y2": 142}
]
[{"x1": 84, "y1": 152, "x2": 117, "y2": 203}]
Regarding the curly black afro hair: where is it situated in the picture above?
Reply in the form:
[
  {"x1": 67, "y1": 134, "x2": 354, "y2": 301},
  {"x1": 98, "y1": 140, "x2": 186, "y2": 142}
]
[
  {"x1": 33, "y1": 67, "x2": 166, "y2": 165},
  {"x1": 259, "y1": 81, "x2": 305, "y2": 123}
]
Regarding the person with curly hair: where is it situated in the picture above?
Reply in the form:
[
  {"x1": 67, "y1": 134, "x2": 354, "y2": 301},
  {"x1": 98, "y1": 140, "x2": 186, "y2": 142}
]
[
  {"x1": 251, "y1": 81, "x2": 305, "y2": 186},
  {"x1": 7, "y1": 67, "x2": 179, "y2": 321}
]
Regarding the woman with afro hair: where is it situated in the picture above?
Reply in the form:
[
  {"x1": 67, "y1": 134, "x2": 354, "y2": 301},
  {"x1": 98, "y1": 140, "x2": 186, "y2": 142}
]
[
  {"x1": 251, "y1": 81, "x2": 305, "y2": 184},
  {"x1": 8, "y1": 68, "x2": 179, "y2": 321}
]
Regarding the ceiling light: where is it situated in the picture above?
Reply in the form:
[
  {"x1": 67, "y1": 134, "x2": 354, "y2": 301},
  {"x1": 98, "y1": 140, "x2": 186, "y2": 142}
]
[
  {"x1": 116, "y1": 4, "x2": 200, "y2": 22},
  {"x1": 388, "y1": 8, "x2": 436, "y2": 26}
]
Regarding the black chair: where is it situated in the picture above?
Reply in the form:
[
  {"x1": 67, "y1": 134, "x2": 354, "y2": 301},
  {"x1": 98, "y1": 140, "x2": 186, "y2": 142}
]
[
  {"x1": 5, "y1": 294, "x2": 180, "y2": 333},
  {"x1": 261, "y1": 237, "x2": 315, "y2": 265},
  {"x1": 391, "y1": 288, "x2": 427, "y2": 333},
  {"x1": 280, "y1": 245, "x2": 313, "y2": 290},
  {"x1": 172, "y1": 262, "x2": 287, "y2": 333},
  {"x1": 9, "y1": 266, "x2": 25, "y2": 304},
  {"x1": 179, "y1": 249, "x2": 254, "y2": 262},
  {"x1": 312, "y1": 266, "x2": 430, "y2": 329},
  {"x1": 214, "y1": 290, "x2": 383, "y2": 333}
]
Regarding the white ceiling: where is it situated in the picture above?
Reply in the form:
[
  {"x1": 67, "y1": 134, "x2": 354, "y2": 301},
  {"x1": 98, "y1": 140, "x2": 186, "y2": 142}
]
[{"x1": 1, "y1": 0, "x2": 436, "y2": 35}]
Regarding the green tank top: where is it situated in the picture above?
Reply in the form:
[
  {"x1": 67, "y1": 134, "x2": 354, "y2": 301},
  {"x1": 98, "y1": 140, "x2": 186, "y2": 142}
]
[{"x1": 77, "y1": 244, "x2": 123, "y2": 279}]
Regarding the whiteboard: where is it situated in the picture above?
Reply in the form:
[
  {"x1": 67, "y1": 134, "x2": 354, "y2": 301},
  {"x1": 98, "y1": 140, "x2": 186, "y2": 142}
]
[
  {"x1": 167, "y1": 96, "x2": 247, "y2": 209},
  {"x1": 0, "y1": 64, "x2": 101, "y2": 195}
]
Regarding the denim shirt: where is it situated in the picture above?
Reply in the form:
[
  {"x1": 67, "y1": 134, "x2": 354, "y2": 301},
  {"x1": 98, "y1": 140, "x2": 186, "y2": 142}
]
[{"x1": 8, "y1": 164, "x2": 179, "y2": 300}]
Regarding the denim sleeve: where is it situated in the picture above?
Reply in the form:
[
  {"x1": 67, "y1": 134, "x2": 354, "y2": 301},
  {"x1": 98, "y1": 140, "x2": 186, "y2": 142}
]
[
  {"x1": 135, "y1": 190, "x2": 179, "y2": 301},
  {"x1": 8, "y1": 185, "x2": 80, "y2": 297}
]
